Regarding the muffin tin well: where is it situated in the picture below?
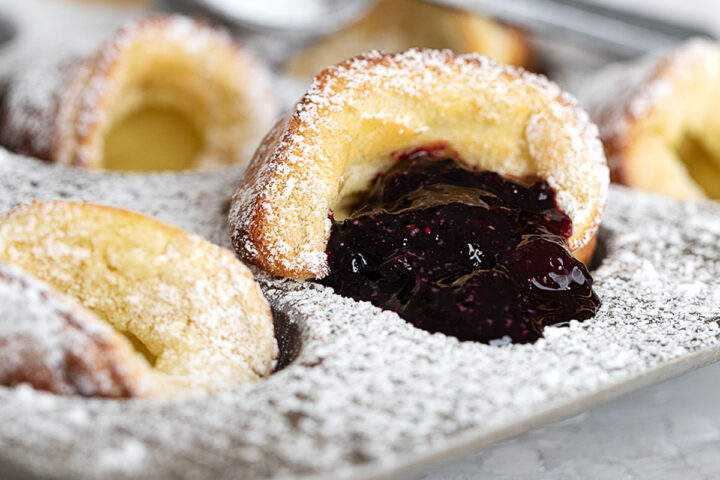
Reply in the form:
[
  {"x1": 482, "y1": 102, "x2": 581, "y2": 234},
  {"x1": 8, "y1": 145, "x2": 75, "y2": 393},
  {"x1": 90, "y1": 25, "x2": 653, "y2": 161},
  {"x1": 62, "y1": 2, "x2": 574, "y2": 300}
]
[{"x1": 0, "y1": 146, "x2": 719, "y2": 480}]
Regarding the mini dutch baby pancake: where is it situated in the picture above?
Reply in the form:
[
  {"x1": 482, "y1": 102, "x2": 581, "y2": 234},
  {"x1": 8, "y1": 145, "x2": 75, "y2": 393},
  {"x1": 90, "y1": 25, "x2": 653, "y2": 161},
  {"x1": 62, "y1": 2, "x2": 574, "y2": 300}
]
[
  {"x1": 0, "y1": 261, "x2": 151, "y2": 398},
  {"x1": 230, "y1": 49, "x2": 609, "y2": 344},
  {"x1": 285, "y1": 0, "x2": 530, "y2": 82},
  {"x1": 0, "y1": 15, "x2": 277, "y2": 172},
  {"x1": 0, "y1": 201, "x2": 278, "y2": 398},
  {"x1": 577, "y1": 38, "x2": 720, "y2": 200}
]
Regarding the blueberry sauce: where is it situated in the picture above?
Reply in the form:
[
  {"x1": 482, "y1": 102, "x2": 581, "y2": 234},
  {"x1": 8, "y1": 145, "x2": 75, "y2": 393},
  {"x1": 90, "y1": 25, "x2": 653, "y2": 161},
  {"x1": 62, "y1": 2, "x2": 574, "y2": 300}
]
[{"x1": 319, "y1": 152, "x2": 600, "y2": 344}]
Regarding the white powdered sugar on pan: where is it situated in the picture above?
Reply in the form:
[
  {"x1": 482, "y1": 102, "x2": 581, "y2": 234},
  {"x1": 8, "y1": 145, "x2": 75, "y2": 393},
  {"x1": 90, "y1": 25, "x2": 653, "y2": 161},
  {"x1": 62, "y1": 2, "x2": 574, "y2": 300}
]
[{"x1": 0, "y1": 147, "x2": 719, "y2": 480}]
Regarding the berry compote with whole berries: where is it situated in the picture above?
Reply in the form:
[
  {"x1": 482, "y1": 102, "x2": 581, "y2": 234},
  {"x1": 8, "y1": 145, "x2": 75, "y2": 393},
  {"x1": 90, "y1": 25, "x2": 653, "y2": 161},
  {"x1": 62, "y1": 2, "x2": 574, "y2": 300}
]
[{"x1": 319, "y1": 151, "x2": 600, "y2": 344}]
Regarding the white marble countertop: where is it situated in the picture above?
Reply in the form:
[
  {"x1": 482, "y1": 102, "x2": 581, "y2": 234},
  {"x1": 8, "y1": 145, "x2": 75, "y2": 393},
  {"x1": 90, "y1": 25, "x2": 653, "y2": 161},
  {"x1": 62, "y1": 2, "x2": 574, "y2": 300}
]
[{"x1": 413, "y1": 362, "x2": 720, "y2": 479}]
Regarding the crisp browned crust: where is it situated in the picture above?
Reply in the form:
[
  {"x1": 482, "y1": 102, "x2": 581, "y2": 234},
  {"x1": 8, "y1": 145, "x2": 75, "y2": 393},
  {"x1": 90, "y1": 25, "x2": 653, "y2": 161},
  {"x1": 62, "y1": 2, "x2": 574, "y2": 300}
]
[
  {"x1": 231, "y1": 115, "x2": 293, "y2": 277},
  {"x1": 590, "y1": 53, "x2": 676, "y2": 190},
  {"x1": 230, "y1": 49, "x2": 609, "y2": 279},
  {"x1": 572, "y1": 231, "x2": 598, "y2": 266},
  {"x1": 577, "y1": 39, "x2": 720, "y2": 201}
]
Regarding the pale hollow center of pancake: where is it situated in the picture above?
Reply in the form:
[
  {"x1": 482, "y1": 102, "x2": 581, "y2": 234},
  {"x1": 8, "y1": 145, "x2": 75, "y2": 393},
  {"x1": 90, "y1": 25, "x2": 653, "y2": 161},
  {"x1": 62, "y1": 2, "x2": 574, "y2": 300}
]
[
  {"x1": 103, "y1": 106, "x2": 203, "y2": 172},
  {"x1": 93, "y1": 37, "x2": 256, "y2": 172},
  {"x1": 677, "y1": 133, "x2": 720, "y2": 199}
]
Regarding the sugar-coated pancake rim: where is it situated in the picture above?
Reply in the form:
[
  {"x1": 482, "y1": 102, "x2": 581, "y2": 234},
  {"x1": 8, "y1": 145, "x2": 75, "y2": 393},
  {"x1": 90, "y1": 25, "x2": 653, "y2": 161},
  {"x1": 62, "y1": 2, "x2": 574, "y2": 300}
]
[
  {"x1": 0, "y1": 260, "x2": 152, "y2": 398},
  {"x1": 230, "y1": 48, "x2": 609, "y2": 279},
  {"x1": 575, "y1": 38, "x2": 720, "y2": 200},
  {"x1": 0, "y1": 14, "x2": 278, "y2": 171},
  {"x1": 0, "y1": 200, "x2": 278, "y2": 398}
]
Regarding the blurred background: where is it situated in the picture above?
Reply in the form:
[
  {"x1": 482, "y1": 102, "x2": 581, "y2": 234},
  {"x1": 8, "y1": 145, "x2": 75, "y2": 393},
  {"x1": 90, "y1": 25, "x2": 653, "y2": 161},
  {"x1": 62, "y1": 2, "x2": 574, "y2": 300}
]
[
  {"x1": 2, "y1": 0, "x2": 719, "y2": 94},
  {"x1": 0, "y1": 0, "x2": 718, "y2": 479}
]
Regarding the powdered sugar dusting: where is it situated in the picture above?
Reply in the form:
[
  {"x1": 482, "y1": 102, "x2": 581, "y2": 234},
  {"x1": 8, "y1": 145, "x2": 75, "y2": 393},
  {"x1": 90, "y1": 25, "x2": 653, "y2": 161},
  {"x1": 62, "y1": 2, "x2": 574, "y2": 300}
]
[
  {"x1": 95, "y1": 438, "x2": 148, "y2": 474},
  {"x1": 0, "y1": 261, "x2": 150, "y2": 397},
  {"x1": 230, "y1": 49, "x2": 608, "y2": 277},
  {"x1": 1, "y1": 14, "x2": 278, "y2": 170},
  {"x1": 525, "y1": 101, "x2": 608, "y2": 250},
  {"x1": 571, "y1": 38, "x2": 720, "y2": 170},
  {"x1": 0, "y1": 56, "x2": 80, "y2": 161},
  {"x1": 72, "y1": 14, "x2": 277, "y2": 169},
  {"x1": 0, "y1": 198, "x2": 278, "y2": 397},
  {"x1": 0, "y1": 144, "x2": 719, "y2": 478}
]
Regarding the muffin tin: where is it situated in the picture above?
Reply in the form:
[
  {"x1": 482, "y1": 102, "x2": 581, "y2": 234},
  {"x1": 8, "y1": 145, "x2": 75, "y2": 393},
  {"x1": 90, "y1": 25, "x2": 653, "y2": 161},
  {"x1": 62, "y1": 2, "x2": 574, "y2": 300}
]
[{"x1": 1, "y1": 2, "x2": 720, "y2": 479}]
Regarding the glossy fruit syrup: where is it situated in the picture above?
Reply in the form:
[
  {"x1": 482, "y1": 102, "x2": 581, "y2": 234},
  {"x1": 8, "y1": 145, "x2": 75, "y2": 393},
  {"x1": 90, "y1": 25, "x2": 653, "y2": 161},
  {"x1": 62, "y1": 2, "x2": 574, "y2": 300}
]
[{"x1": 319, "y1": 152, "x2": 600, "y2": 344}]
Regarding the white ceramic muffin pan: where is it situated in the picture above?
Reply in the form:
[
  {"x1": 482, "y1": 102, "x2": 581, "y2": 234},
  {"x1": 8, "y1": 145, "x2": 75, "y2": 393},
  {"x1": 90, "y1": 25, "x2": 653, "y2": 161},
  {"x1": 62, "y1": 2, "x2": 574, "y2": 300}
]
[{"x1": 1, "y1": 2, "x2": 720, "y2": 480}]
